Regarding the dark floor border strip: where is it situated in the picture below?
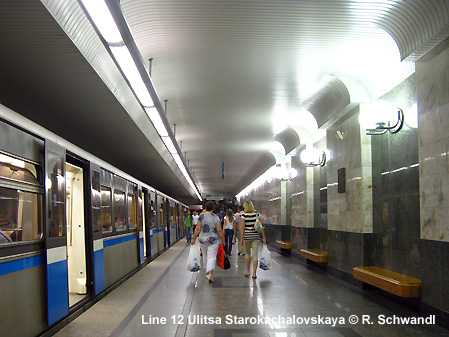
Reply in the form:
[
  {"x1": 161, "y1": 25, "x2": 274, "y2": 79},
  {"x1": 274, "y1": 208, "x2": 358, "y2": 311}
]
[
  {"x1": 175, "y1": 268, "x2": 198, "y2": 337},
  {"x1": 109, "y1": 243, "x2": 189, "y2": 337}
]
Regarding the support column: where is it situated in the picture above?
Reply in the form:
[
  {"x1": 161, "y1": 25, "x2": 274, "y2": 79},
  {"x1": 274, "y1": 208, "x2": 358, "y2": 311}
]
[{"x1": 280, "y1": 179, "x2": 292, "y2": 251}]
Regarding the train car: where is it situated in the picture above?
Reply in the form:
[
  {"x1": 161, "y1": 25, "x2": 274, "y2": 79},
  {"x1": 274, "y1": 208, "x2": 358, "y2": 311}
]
[{"x1": 0, "y1": 103, "x2": 187, "y2": 337}]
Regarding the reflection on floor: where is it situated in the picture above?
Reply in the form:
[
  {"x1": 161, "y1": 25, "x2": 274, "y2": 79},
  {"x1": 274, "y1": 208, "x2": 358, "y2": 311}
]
[
  {"x1": 55, "y1": 241, "x2": 449, "y2": 337},
  {"x1": 214, "y1": 327, "x2": 360, "y2": 337},
  {"x1": 69, "y1": 293, "x2": 86, "y2": 307}
]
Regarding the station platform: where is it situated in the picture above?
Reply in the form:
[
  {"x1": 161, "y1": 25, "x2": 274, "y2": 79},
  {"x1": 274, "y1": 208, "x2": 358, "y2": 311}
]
[{"x1": 54, "y1": 241, "x2": 448, "y2": 337}]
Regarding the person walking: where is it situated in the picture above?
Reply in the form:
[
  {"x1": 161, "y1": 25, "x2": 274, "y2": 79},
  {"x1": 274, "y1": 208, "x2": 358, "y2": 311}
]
[
  {"x1": 184, "y1": 210, "x2": 193, "y2": 243},
  {"x1": 235, "y1": 205, "x2": 244, "y2": 255},
  {"x1": 192, "y1": 211, "x2": 199, "y2": 233},
  {"x1": 191, "y1": 201, "x2": 226, "y2": 283},
  {"x1": 241, "y1": 201, "x2": 266, "y2": 279},
  {"x1": 223, "y1": 209, "x2": 236, "y2": 256}
]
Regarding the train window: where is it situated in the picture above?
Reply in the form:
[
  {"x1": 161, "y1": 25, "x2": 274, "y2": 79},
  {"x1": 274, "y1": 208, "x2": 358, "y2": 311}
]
[
  {"x1": 0, "y1": 188, "x2": 43, "y2": 244},
  {"x1": 0, "y1": 153, "x2": 39, "y2": 183},
  {"x1": 100, "y1": 186, "x2": 112, "y2": 232},
  {"x1": 92, "y1": 171, "x2": 101, "y2": 233},
  {"x1": 128, "y1": 194, "x2": 136, "y2": 229},
  {"x1": 114, "y1": 190, "x2": 126, "y2": 231},
  {"x1": 0, "y1": 154, "x2": 44, "y2": 245}
]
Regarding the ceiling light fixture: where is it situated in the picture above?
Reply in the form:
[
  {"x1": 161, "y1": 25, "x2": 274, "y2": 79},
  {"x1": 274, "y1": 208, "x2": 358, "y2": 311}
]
[
  {"x1": 109, "y1": 46, "x2": 154, "y2": 107},
  {"x1": 79, "y1": 0, "x2": 123, "y2": 44},
  {"x1": 144, "y1": 107, "x2": 169, "y2": 137},
  {"x1": 161, "y1": 137, "x2": 177, "y2": 154}
]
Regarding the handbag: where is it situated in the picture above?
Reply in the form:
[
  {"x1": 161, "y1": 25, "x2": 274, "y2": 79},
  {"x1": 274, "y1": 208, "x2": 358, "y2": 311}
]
[
  {"x1": 216, "y1": 244, "x2": 225, "y2": 269},
  {"x1": 223, "y1": 255, "x2": 230, "y2": 270},
  {"x1": 254, "y1": 218, "x2": 263, "y2": 233}
]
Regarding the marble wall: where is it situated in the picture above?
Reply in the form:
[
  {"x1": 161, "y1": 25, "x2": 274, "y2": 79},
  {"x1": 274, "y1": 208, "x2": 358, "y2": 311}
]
[
  {"x1": 326, "y1": 109, "x2": 373, "y2": 233},
  {"x1": 247, "y1": 37, "x2": 449, "y2": 321},
  {"x1": 369, "y1": 74, "x2": 421, "y2": 277},
  {"x1": 291, "y1": 150, "x2": 310, "y2": 229},
  {"x1": 416, "y1": 36, "x2": 449, "y2": 315},
  {"x1": 417, "y1": 37, "x2": 449, "y2": 242},
  {"x1": 247, "y1": 174, "x2": 281, "y2": 227}
]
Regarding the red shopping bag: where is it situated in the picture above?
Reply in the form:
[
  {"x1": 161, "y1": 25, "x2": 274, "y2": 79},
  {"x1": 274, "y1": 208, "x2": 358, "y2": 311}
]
[{"x1": 216, "y1": 244, "x2": 225, "y2": 269}]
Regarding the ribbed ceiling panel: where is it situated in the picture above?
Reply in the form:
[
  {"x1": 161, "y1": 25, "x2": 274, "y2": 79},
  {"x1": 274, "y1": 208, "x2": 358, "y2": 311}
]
[
  {"x1": 120, "y1": 0, "x2": 448, "y2": 195},
  {"x1": 301, "y1": 76, "x2": 351, "y2": 129},
  {"x1": 6, "y1": 0, "x2": 447, "y2": 198},
  {"x1": 123, "y1": 1, "x2": 449, "y2": 60}
]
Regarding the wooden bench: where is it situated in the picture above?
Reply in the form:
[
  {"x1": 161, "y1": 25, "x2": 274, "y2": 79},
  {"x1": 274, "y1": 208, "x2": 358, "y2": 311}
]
[
  {"x1": 276, "y1": 240, "x2": 292, "y2": 249},
  {"x1": 300, "y1": 249, "x2": 328, "y2": 263},
  {"x1": 353, "y1": 266, "x2": 421, "y2": 298}
]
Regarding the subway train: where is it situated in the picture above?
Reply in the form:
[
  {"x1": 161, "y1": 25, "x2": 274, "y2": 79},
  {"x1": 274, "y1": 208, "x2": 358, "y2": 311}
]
[{"x1": 0, "y1": 103, "x2": 187, "y2": 337}]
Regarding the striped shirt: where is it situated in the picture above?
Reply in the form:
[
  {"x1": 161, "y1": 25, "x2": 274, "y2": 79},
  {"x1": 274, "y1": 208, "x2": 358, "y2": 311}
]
[{"x1": 242, "y1": 212, "x2": 261, "y2": 241}]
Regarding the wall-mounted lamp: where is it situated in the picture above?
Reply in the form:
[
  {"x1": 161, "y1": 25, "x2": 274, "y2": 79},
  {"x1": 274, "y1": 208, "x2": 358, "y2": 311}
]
[
  {"x1": 359, "y1": 100, "x2": 404, "y2": 135},
  {"x1": 272, "y1": 164, "x2": 298, "y2": 181},
  {"x1": 300, "y1": 148, "x2": 326, "y2": 167}
]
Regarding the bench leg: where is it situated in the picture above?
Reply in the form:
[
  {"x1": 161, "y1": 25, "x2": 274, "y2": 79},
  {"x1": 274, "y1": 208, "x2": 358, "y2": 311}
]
[{"x1": 280, "y1": 248, "x2": 291, "y2": 256}]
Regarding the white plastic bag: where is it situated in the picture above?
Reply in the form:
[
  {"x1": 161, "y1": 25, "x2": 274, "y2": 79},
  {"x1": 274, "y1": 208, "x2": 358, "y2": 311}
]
[
  {"x1": 186, "y1": 241, "x2": 201, "y2": 272},
  {"x1": 259, "y1": 244, "x2": 271, "y2": 270}
]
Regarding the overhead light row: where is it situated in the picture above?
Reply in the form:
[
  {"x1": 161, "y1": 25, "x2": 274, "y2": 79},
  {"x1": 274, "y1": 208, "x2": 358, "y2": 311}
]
[{"x1": 79, "y1": 0, "x2": 202, "y2": 201}]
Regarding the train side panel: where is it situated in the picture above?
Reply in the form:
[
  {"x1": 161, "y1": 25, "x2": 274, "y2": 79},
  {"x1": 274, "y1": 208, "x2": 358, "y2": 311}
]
[
  {"x1": 0, "y1": 254, "x2": 47, "y2": 336},
  {"x1": 103, "y1": 234, "x2": 139, "y2": 288}
]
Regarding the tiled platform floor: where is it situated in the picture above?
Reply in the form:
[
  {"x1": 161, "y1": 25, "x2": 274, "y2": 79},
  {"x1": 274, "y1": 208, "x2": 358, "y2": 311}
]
[{"x1": 54, "y1": 241, "x2": 449, "y2": 337}]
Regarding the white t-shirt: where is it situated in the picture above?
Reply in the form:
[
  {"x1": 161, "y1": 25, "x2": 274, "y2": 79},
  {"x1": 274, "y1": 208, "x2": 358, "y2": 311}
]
[
  {"x1": 192, "y1": 214, "x2": 199, "y2": 225},
  {"x1": 235, "y1": 211, "x2": 244, "y2": 231},
  {"x1": 224, "y1": 216, "x2": 235, "y2": 230}
]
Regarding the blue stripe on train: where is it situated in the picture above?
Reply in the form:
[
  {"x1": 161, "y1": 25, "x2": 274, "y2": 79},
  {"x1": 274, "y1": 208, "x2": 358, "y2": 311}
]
[
  {"x1": 103, "y1": 234, "x2": 137, "y2": 248},
  {"x1": 0, "y1": 255, "x2": 44, "y2": 276},
  {"x1": 94, "y1": 248, "x2": 105, "y2": 295},
  {"x1": 139, "y1": 237, "x2": 144, "y2": 264},
  {"x1": 47, "y1": 259, "x2": 69, "y2": 325}
]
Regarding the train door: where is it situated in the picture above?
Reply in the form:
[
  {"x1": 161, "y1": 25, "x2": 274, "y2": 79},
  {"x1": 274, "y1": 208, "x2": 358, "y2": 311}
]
[
  {"x1": 65, "y1": 159, "x2": 88, "y2": 307},
  {"x1": 137, "y1": 186, "x2": 144, "y2": 264},
  {"x1": 165, "y1": 199, "x2": 171, "y2": 247},
  {"x1": 145, "y1": 190, "x2": 156, "y2": 257},
  {"x1": 178, "y1": 204, "x2": 184, "y2": 239},
  {"x1": 174, "y1": 204, "x2": 179, "y2": 240},
  {"x1": 45, "y1": 141, "x2": 69, "y2": 325},
  {"x1": 90, "y1": 163, "x2": 105, "y2": 296},
  {"x1": 169, "y1": 201, "x2": 176, "y2": 245},
  {"x1": 142, "y1": 188, "x2": 149, "y2": 259},
  {"x1": 157, "y1": 195, "x2": 166, "y2": 250}
]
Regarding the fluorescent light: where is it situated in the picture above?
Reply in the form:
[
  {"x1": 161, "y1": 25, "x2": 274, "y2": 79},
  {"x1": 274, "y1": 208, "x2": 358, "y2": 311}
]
[
  {"x1": 162, "y1": 136, "x2": 177, "y2": 154},
  {"x1": 110, "y1": 45, "x2": 154, "y2": 107},
  {"x1": 173, "y1": 154, "x2": 203, "y2": 201},
  {"x1": 80, "y1": 0, "x2": 123, "y2": 45},
  {"x1": 144, "y1": 107, "x2": 169, "y2": 137},
  {"x1": 172, "y1": 154, "x2": 188, "y2": 175}
]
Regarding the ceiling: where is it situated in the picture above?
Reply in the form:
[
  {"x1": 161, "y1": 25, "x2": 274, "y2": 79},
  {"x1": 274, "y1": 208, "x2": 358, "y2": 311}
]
[{"x1": 1, "y1": 0, "x2": 448, "y2": 205}]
